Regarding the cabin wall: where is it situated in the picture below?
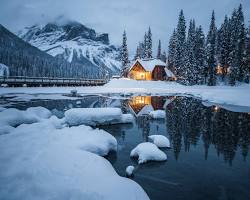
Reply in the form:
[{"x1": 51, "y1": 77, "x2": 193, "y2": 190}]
[{"x1": 128, "y1": 62, "x2": 152, "y2": 80}]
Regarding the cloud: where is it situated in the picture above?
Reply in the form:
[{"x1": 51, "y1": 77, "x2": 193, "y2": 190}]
[{"x1": 0, "y1": 0, "x2": 249, "y2": 56}]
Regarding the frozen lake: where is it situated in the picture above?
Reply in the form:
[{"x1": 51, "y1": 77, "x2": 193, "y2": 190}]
[{"x1": 1, "y1": 94, "x2": 250, "y2": 200}]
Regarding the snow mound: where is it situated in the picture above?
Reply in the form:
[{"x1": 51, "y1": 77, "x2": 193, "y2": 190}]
[
  {"x1": 148, "y1": 135, "x2": 170, "y2": 148},
  {"x1": 149, "y1": 110, "x2": 166, "y2": 119},
  {"x1": 0, "y1": 113, "x2": 149, "y2": 200},
  {"x1": 0, "y1": 107, "x2": 6, "y2": 112},
  {"x1": 130, "y1": 142, "x2": 167, "y2": 164},
  {"x1": 64, "y1": 108, "x2": 134, "y2": 126},
  {"x1": 126, "y1": 165, "x2": 135, "y2": 177},
  {"x1": 0, "y1": 107, "x2": 52, "y2": 127}
]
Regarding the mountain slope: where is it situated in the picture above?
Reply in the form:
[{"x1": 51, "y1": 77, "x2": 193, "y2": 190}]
[
  {"x1": 0, "y1": 24, "x2": 102, "y2": 78},
  {"x1": 18, "y1": 21, "x2": 121, "y2": 74}
]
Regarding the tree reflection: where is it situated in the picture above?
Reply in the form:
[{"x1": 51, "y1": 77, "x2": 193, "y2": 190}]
[{"x1": 166, "y1": 97, "x2": 250, "y2": 165}]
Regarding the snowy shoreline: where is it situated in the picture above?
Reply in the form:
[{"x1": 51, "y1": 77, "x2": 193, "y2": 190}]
[{"x1": 1, "y1": 79, "x2": 250, "y2": 107}]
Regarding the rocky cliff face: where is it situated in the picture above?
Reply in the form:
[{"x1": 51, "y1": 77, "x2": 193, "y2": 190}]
[{"x1": 18, "y1": 20, "x2": 121, "y2": 74}]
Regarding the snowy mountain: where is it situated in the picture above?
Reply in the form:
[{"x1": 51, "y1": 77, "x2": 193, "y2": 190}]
[
  {"x1": 0, "y1": 24, "x2": 102, "y2": 78},
  {"x1": 18, "y1": 20, "x2": 121, "y2": 74}
]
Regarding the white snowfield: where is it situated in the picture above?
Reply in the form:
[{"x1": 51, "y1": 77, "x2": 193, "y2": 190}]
[
  {"x1": 64, "y1": 108, "x2": 134, "y2": 126},
  {"x1": 0, "y1": 107, "x2": 150, "y2": 200},
  {"x1": 148, "y1": 135, "x2": 170, "y2": 148},
  {"x1": 149, "y1": 110, "x2": 166, "y2": 119},
  {"x1": 130, "y1": 142, "x2": 167, "y2": 164},
  {"x1": 1, "y1": 79, "x2": 250, "y2": 107}
]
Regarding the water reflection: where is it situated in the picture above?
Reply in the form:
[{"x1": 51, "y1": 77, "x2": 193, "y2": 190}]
[{"x1": 166, "y1": 97, "x2": 250, "y2": 165}]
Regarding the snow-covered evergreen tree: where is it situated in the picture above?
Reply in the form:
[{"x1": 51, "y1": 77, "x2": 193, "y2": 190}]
[
  {"x1": 157, "y1": 40, "x2": 162, "y2": 59},
  {"x1": 168, "y1": 29, "x2": 178, "y2": 74},
  {"x1": 244, "y1": 25, "x2": 250, "y2": 83},
  {"x1": 186, "y1": 19, "x2": 197, "y2": 85},
  {"x1": 194, "y1": 25, "x2": 207, "y2": 84},
  {"x1": 143, "y1": 33, "x2": 148, "y2": 59},
  {"x1": 206, "y1": 11, "x2": 217, "y2": 86},
  {"x1": 176, "y1": 10, "x2": 186, "y2": 79},
  {"x1": 161, "y1": 51, "x2": 167, "y2": 63},
  {"x1": 217, "y1": 15, "x2": 230, "y2": 81},
  {"x1": 146, "y1": 27, "x2": 153, "y2": 58},
  {"x1": 120, "y1": 31, "x2": 129, "y2": 77}
]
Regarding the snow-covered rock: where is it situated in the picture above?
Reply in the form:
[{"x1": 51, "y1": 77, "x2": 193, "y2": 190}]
[
  {"x1": 0, "y1": 63, "x2": 9, "y2": 77},
  {"x1": 148, "y1": 135, "x2": 170, "y2": 148},
  {"x1": 0, "y1": 115, "x2": 149, "y2": 200},
  {"x1": 18, "y1": 20, "x2": 121, "y2": 74},
  {"x1": 149, "y1": 110, "x2": 166, "y2": 119},
  {"x1": 64, "y1": 108, "x2": 134, "y2": 126},
  {"x1": 126, "y1": 165, "x2": 135, "y2": 177},
  {"x1": 0, "y1": 107, "x2": 52, "y2": 127},
  {"x1": 130, "y1": 142, "x2": 167, "y2": 164}
]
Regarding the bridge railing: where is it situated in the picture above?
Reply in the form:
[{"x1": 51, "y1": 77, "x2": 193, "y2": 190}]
[{"x1": 0, "y1": 76, "x2": 109, "y2": 86}]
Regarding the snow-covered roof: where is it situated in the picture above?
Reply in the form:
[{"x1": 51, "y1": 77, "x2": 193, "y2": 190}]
[
  {"x1": 164, "y1": 67, "x2": 175, "y2": 78},
  {"x1": 130, "y1": 59, "x2": 166, "y2": 72}
]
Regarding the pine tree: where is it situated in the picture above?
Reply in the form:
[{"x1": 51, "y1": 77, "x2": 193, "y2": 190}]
[
  {"x1": 236, "y1": 4, "x2": 246, "y2": 82},
  {"x1": 206, "y1": 11, "x2": 217, "y2": 86},
  {"x1": 186, "y1": 19, "x2": 197, "y2": 85},
  {"x1": 120, "y1": 30, "x2": 129, "y2": 77},
  {"x1": 147, "y1": 27, "x2": 153, "y2": 58},
  {"x1": 218, "y1": 15, "x2": 231, "y2": 81},
  {"x1": 194, "y1": 25, "x2": 206, "y2": 84},
  {"x1": 143, "y1": 33, "x2": 147, "y2": 59},
  {"x1": 168, "y1": 29, "x2": 178, "y2": 74},
  {"x1": 134, "y1": 46, "x2": 140, "y2": 60},
  {"x1": 157, "y1": 40, "x2": 162, "y2": 59},
  {"x1": 161, "y1": 51, "x2": 167, "y2": 63},
  {"x1": 244, "y1": 25, "x2": 250, "y2": 83},
  {"x1": 176, "y1": 10, "x2": 186, "y2": 79}
]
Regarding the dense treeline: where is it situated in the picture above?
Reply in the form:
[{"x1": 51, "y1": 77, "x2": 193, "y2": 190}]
[
  {"x1": 168, "y1": 4, "x2": 250, "y2": 85},
  {"x1": 0, "y1": 24, "x2": 103, "y2": 78}
]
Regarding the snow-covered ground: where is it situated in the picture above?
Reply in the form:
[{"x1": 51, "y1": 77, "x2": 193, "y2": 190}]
[
  {"x1": 1, "y1": 79, "x2": 250, "y2": 107},
  {"x1": 0, "y1": 107, "x2": 149, "y2": 200}
]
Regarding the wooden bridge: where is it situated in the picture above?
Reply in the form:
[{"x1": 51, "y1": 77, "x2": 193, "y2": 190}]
[{"x1": 0, "y1": 76, "x2": 108, "y2": 87}]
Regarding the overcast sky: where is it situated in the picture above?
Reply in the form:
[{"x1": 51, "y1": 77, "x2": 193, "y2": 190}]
[{"x1": 0, "y1": 0, "x2": 249, "y2": 55}]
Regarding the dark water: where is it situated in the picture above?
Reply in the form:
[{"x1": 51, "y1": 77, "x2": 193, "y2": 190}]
[{"x1": 3, "y1": 95, "x2": 250, "y2": 200}]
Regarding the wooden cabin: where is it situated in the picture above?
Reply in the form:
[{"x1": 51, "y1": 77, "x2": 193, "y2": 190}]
[{"x1": 128, "y1": 59, "x2": 175, "y2": 81}]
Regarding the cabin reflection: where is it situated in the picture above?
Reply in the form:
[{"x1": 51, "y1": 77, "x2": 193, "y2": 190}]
[{"x1": 128, "y1": 96, "x2": 175, "y2": 117}]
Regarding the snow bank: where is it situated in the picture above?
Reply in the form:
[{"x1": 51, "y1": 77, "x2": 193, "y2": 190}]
[
  {"x1": 130, "y1": 142, "x2": 167, "y2": 164},
  {"x1": 126, "y1": 165, "x2": 135, "y2": 177},
  {"x1": 148, "y1": 135, "x2": 170, "y2": 148},
  {"x1": 0, "y1": 107, "x2": 52, "y2": 127},
  {"x1": 0, "y1": 109, "x2": 149, "y2": 200},
  {"x1": 149, "y1": 110, "x2": 166, "y2": 119},
  {"x1": 64, "y1": 108, "x2": 134, "y2": 126}
]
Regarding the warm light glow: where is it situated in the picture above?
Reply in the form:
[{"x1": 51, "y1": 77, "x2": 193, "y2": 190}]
[
  {"x1": 213, "y1": 106, "x2": 219, "y2": 112},
  {"x1": 216, "y1": 65, "x2": 223, "y2": 74}
]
